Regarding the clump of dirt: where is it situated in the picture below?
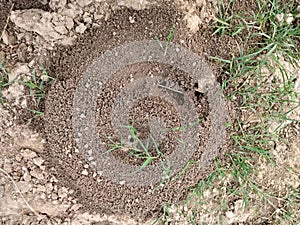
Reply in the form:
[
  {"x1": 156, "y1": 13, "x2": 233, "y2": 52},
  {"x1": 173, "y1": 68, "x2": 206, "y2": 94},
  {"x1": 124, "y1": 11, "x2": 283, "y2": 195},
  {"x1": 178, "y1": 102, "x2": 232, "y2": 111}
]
[{"x1": 175, "y1": 0, "x2": 218, "y2": 33}]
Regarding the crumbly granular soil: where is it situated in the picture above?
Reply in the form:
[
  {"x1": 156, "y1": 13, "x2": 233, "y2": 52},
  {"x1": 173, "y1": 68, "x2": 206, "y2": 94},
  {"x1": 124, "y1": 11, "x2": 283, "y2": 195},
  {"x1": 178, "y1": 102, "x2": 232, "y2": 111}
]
[{"x1": 44, "y1": 3, "x2": 229, "y2": 218}]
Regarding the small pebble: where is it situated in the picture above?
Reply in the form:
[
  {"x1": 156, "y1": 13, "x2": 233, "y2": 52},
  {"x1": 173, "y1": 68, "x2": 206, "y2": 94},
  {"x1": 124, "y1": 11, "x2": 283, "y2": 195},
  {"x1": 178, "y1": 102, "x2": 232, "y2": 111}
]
[{"x1": 81, "y1": 169, "x2": 88, "y2": 176}]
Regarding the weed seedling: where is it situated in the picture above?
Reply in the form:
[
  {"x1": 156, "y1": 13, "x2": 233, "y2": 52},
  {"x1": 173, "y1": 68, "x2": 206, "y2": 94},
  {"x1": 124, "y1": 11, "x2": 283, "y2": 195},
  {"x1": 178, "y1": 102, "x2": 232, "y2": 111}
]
[
  {"x1": 21, "y1": 67, "x2": 55, "y2": 106},
  {"x1": 106, "y1": 122, "x2": 164, "y2": 175},
  {"x1": 0, "y1": 57, "x2": 16, "y2": 104},
  {"x1": 28, "y1": 109, "x2": 44, "y2": 122},
  {"x1": 155, "y1": 25, "x2": 175, "y2": 55}
]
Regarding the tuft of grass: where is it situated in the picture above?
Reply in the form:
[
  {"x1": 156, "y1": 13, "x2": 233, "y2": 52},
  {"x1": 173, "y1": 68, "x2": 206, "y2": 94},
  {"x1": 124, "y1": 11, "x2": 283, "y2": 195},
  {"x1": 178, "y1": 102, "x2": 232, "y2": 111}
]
[
  {"x1": 0, "y1": 61, "x2": 9, "y2": 104},
  {"x1": 278, "y1": 187, "x2": 300, "y2": 223},
  {"x1": 155, "y1": 25, "x2": 175, "y2": 55},
  {"x1": 106, "y1": 121, "x2": 165, "y2": 175},
  {"x1": 0, "y1": 57, "x2": 15, "y2": 105},
  {"x1": 210, "y1": 0, "x2": 300, "y2": 159},
  {"x1": 106, "y1": 119, "x2": 203, "y2": 182},
  {"x1": 171, "y1": 160, "x2": 199, "y2": 182},
  {"x1": 0, "y1": 60, "x2": 56, "y2": 109},
  {"x1": 21, "y1": 67, "x2": 56, "y2": 107},
  {"x1": 28, "y1": 109, "x2": 44, "y2": 122},
  {"x1": 213, "y1": 0, "x2": 300, "y2": 63},
  {"x1": 20, "y1": 66, "x2": 56, "y2": 121},
  {"x1": 151, "y1": 203, "x2": 173, "y2": 225}
]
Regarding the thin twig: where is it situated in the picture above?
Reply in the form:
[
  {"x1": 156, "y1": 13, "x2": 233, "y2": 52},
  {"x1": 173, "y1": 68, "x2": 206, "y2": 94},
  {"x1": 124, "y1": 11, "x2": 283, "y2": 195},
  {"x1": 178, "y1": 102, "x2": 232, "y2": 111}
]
[
  {"x1": 1, "y1": 3, "x2": 15, "y2": 38},
  {"x1": 0, "y1": 168, "x2": 41, "y2": 219},
  {"x1": 158, "y1": 84, "x2": 184, "y2": 95}
]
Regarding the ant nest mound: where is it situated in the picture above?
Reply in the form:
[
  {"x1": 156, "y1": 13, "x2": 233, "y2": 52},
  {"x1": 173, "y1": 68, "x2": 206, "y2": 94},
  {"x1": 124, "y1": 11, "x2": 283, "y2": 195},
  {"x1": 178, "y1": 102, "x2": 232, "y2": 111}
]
[{"x1": 44, "y1": 7, "x2": 227, "y2": 219}]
